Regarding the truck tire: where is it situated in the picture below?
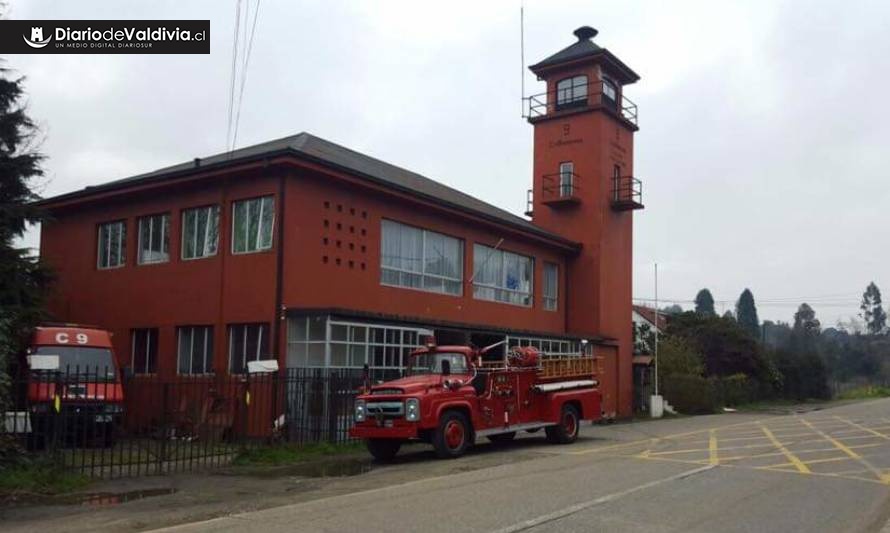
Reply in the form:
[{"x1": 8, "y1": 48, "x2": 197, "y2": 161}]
[
  {"x1": 433, "y1": 410, "x2": 471, "y2": 459},
  {"x1": 366, "y1": 439, "x2": 402, "y2": 461},
  {"x1": 546, "y1": 404, "x2": 580, "y2": 444},
  {"x1": 487, "y1": 432, "x2": 516, "y2": 444}
]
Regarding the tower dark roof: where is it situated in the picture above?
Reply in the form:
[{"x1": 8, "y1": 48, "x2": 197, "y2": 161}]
[{"x1": 529, "y1": 26, "x2": 640, "y2": 84}]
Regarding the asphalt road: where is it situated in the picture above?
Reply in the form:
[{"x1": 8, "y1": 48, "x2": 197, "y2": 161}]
[{"x1": 160, "y1": 399, "x2": 890, "y2": 533}]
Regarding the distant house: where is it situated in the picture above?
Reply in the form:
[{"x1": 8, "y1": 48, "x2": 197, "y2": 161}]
[
  {"x1": 632, "y1": 305, "x2": 668, "y2": 335},
  {"x1": 631, "y1": 304, "x2": 669, "y2": 412}
]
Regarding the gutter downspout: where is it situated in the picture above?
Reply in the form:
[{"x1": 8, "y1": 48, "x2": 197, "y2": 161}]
[{"x1": 273, "y1": 170, "x2": 286, "y2": 366}]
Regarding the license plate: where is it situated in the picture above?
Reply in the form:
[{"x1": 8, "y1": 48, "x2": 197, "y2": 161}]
[{"x1": 95, "y1": 414, "x2": 112, "y2": 423}]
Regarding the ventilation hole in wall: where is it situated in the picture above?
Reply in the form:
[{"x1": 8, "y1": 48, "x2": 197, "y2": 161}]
[
  {"x1": 362, "y1": 211, "x2": 368, "y2": 219},
  {"x1": 324, "y1": 201, "x2": 330, "y2": 209},
  {"x1": 322, "y1": 237, "x2": 329, "y2": 246},
  {"x1": 336, "y1": 222, "x2": 342, "y2": 230},
  {"x1": 337, "y1": 204, "x2": 343, "y2": 212},
  {"x1": 350, "y1": 207, "x2": 356, "y2": 215},
  {"x1": 323, "y1": 219, "x2": 330, "y2": 228},
  {"x1": 361, "y1": 262, "x2": 366, "y2": 270},
  {"x1": 349, "y1": 243, "x2": 355, "y2": 251},
  {"x1": 336, "y1": 240, "x2": 342, "y2": 248},
  {"x1": 361, "y1": 245, "x2": 366, "y2": 253},
  {"x1": 322, "y1": 256, "x2": 328, "y2": 264},
  {"x1": 335, "y1": 258, "x2": 341, "y2": 266},
  {"x1": 349, "y1": 226, "x2": 355, "y2": 234},
  {"x1": 348, "y1": 260, "x2": 354, "y2": 269}
]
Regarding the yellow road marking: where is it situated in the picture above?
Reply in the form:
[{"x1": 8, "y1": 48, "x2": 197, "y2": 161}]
[
  {"x1": 833, "y1": 416, "x2": 890, "y2": 441},
  {"x1": 800, "y1": 418, "x2": 890, "y2": 484},
  {"x1": 709, "y1": 429, "x2": 719, "y2": 465},
  {"x1": 760, "y1": 423, "x2": 810, "y2": 474}
]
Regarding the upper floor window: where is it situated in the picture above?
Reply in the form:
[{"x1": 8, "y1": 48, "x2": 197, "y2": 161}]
[
  {"x1": 131, "y1": 328, "x2": 158, "y2": 374},
  {"x1": 559, "y1": 161, "x2": 575, "y2": 197},
  {"x1": 543, "y1": 262, "x2": 559, "y2": 311},
  {"x1": 177, "y1": 325, "x2": 214, "y2": 375},
  {"x1": 472, "y1": 244, "x2": 533, "y2": 306},
  {"x1": 232, "y1": 196, "x2": 274, "y2": 254},
  {"x1": 229, "y1": 323, "x2": 269, "y2": 374},
  {"x1": 97, "y1": 220, "x2": 126, "y2": 269},
  {"x1": 137, "y1": 213, "x2": 170, "y2": 264},
  {"x1": 602, "y1": 77, "x2": 618, "y2": 106},
  {"x1": 380, "y1": 220, "x2": 463, "y2": 296},
  {"x1": 556, "y1": 75, "x2": 588, "y2": 109},
  {"x1": 182, "y1": 205, "x2": 220, "y2": 260}
]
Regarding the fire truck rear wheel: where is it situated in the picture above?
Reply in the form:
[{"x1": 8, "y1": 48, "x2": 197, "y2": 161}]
[
  {"x1": 366, "y1": 438, "x2": 402, "y2": 461},
  {"x1": 546, "y1": 404, "x2": 580, "y2": 444},
  {"x1": 433, "y1": 410, "x2": 471, "y2": 459}
]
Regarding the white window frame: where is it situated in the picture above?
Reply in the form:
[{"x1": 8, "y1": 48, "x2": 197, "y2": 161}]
[
  {"x1": 380, "y1": 220, "x2": 464, "y2": 296},
  {"x1": 177, "y1": 326, "x2": 214, "y2": 375},
  {"x1": 543, "y1": 262, "x2": 559, "y2": 311},
  {"x1": 472, "y1": 244, "x2": 534, "y2": 307},
  {"x1": 556, "y1": 75, "x2": 588, "y2": 106},
  {"x1": 507, "y1": 335, "x2": 587, "y2": 357},
  {"x1": 558, "y1": 161, "x2": 574, "y2": 197},
  {"x1": 231, "y1": 196, "x2": 275, "y2": 255},
  {"x1": 131, "y1": 328, "x2": 158, "y2": 374},
  {"x1": 97, "y1": 220, "x2": 126, "y2": 269},
  {"x1": 137, "y1": 213, "x2": 170, "y2": 265},
  {"x1": 182, "y1": 205, "x2": 220, "y2": 260},
  {"x1": 228, "y1": 323, "x2": 269, "y2": 374}
]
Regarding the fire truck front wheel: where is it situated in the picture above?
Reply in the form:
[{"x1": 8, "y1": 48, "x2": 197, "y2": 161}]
[
  {"x1": 433, "y1": 410, "x2": 471, "y2": 459},
  {"x1": 546, "y1": 403, "x2": 580, "y2": 444},
  {"x1": 366, "y1": 439, "x2": 402, "y2": 461}
]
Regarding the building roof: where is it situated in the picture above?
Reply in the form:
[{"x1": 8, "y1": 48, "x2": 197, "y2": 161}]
[
  {"x1": 529, "y1": 26, "x2": 640, "y2": 84},
  {"x1": 38, "y1": 132, "x2": 580, "y2": 251},
  {"x1": 632, "y1": 305, "x2": 669, "y2": 332}
]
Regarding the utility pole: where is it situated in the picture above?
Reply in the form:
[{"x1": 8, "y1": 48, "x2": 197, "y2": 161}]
[{"x1": 654, "y1": 262, "x2": 659, "y2": 397}]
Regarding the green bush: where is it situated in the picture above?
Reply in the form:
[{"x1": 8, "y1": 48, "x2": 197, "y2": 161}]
[{"x1": 662, "y1": 374, "x2": 719, "y2": 414}]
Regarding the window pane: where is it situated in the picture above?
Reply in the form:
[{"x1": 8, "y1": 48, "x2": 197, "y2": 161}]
[
  {"x1": 308, "y1": 316, "x2": 326, "y2": 341},
  {"x1": 331, "y1": 324, "x2": 348, "y2": 341},
  {"x1": 206, "y1": 206, "x2": 220, "y2": 255},
  {"x1": 98, "y1": 225, "x2": 109, "y2": 268},
  {"x1": 349, "y1": 344, "x2": 366, "y2": 367},
  {"x1": 307, "y1": 343, "x2": 325, "y2": 366},
  {"x1": 178, "y1": 329, "x2": 191, "y2": 374},
  {"x1": 183, "y1": 209, "x2": 196, "y2": 259},
  {"x1": 350, "y1": 326, "x2": 366, "y2": 343},
  {"x1": 230, "y1": 325, "x2": 245, "y2": 374},
  {"x1": 260, "y1": 197, "x2": 274, "y2": 249},
  {"x1": 331, "y1": 343, "x2": 348, "y2": 367},
  {"x1": 233, "y1": 200, "x2": 247, "y2": 253}
]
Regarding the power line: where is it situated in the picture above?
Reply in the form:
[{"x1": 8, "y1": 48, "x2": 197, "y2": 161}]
[
  {"x1": 225, "y1": 0, "x2": 243, "y2": 154},
  {"x1": 231, "y1": 0, "x2": 261, "y2": 152}
]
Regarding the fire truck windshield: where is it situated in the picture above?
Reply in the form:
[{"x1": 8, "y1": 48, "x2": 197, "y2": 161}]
[
  {"x1": 33, "y1": 346, "x2": 117, "y2": 376},
  {"x1": 407, "y1": 352, "x2": 469, "y2": 376}
]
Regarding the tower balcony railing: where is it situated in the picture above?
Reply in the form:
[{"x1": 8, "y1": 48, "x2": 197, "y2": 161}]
[
  {"x1": 525, "y1": 80, "x2": 638, "y2": 127},
  {"x1": 611, "y1": 175, "x2": 644, "y2": 211},
  {"x1": 542, "y1": 172, "x2": 581, "y2": 205}
]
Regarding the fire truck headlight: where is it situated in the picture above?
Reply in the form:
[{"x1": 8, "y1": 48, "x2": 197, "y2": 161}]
[
  {"x1": 405, "y1": 398, "x2": 420, "y2": 422},
  {"x1": 354, "y1": 400, "x2": 367, "y2": 422}
]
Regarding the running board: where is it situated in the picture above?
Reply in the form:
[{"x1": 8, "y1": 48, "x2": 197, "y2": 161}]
[{"x1": 476, "y1": 422, "x2": 555, "y2": 438}]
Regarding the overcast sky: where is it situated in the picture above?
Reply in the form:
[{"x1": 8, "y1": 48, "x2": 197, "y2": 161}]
[{"x1": 6, "y1": 0, "x2": 890, "y2": 327}]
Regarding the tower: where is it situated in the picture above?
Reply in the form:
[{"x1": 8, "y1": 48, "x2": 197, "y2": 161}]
[{"x1": 526, "y1": 26, "x2": 642, "y2": 417}]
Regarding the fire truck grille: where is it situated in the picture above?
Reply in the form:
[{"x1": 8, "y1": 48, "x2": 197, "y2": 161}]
[
  {"x1": 365, "y1": 401, "x2": 404, "y2": 419},
  {"x1": 371, "y1": 388, "x2": 404, "y2": 396}
]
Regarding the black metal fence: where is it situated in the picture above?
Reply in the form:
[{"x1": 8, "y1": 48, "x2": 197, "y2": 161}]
[{"x1": 2, "y1": 367, "x2": 380, "y2": 479}]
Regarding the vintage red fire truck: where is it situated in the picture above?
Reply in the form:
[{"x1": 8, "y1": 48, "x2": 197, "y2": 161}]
[
  {"x1": 350, "y1": 339, "x2": 602, "y2": 460},
  {"x1": 19, "y1": 325, "x2": 125, "y2": 447}
]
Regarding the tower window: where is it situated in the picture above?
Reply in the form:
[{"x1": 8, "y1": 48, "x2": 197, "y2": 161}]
[
  {"x1": 602, "y1": 78, "x2": 618, "y2": 109},
  {"x1": 559, "y1": 162, "x2": 575, "y2": 197},
  {"x1": 556, "y1": 75, "x2": 587, "y2": 109}
]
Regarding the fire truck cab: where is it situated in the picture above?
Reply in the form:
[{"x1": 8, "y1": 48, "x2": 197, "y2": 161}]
[
  {"x1": 350, "y1": 339, "x2": 602, "y2": 460},
  {"x1": 19, "y1": 325, "x2": 125, "y2": 448}
]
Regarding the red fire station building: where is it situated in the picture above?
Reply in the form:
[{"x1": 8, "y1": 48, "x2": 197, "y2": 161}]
[{"x1": 37, "y1": 27, "x2": 643, "y2": 417}]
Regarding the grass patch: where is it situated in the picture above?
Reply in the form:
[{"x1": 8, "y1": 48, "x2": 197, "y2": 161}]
[
  {"x1": 837, "y1": 386, "x2": 890, "y2": 400},
  {"x1": 232, "y1": 442, "x2": 363, "y2": 467},
  {"x1": 0, "y1": 460, "x2": 90, "y2": 497}
]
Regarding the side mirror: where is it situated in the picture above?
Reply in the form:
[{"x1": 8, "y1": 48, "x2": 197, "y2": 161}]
[{"x1": 441, "y1": 359, "x2": 451, "y2": 376}]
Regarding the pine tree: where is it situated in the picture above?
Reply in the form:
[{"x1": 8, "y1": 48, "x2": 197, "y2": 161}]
[
  {"x1": 694, "y1": 289, "x2": 716, "y2": 316},
  {"x1": 859, "y1": 282, "x2": 887, "y2": 335},
  {"x1": 0, "y1": 65, "x2": 52, "y2": 417},
  {"x1": 793, "y1": 303, "x2": 821, "y2": 335},
  {"x1": 736, "y1": 288, "x2": 760, "y2": 339}
]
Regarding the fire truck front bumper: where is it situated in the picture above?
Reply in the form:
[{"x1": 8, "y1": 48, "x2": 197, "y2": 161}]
[{"x1": 350, "y1": 421, "x2": 419, "y2": 440}]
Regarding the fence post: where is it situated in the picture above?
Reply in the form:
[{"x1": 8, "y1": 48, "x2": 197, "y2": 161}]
[{"x1": 158, "y1": 382, "x2": 169, "y2": 475}]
